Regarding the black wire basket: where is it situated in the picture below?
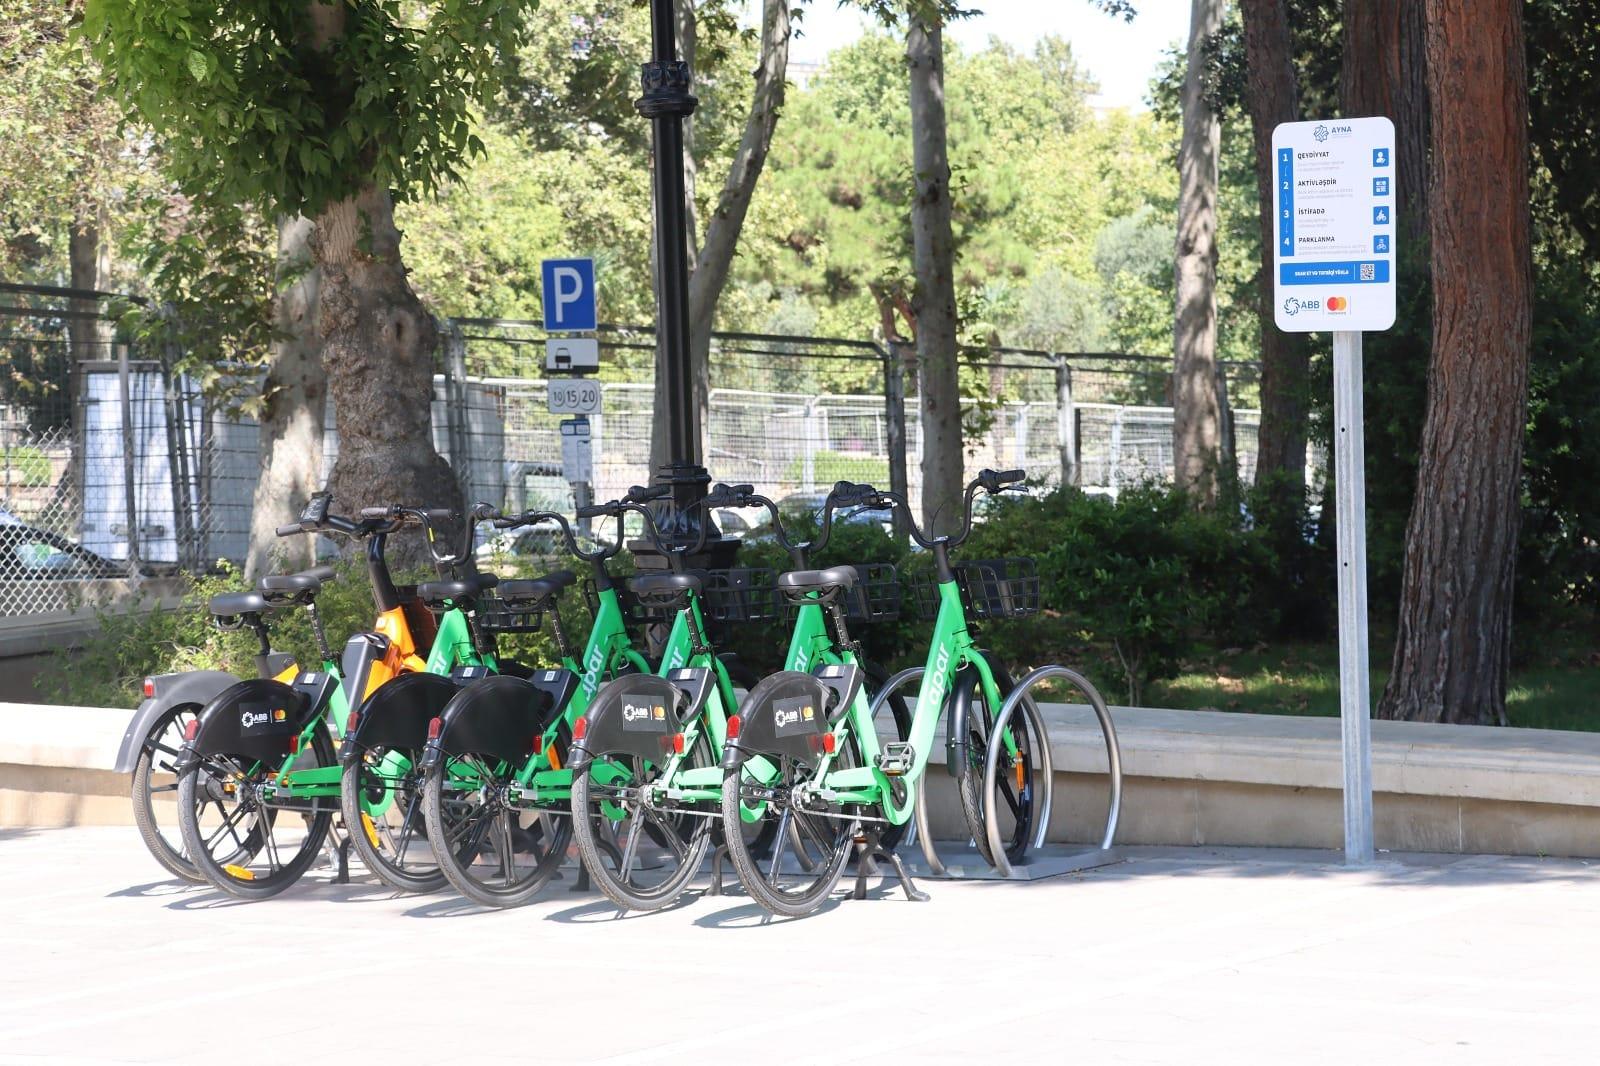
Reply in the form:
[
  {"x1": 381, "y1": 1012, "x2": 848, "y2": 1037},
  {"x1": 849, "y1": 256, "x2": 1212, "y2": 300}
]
[
  {"x1": 908, "y1": 557, "x2": 1040, "y2": 621},
  {"x1": 583, "y1": 578, "x2": 654, "y2": 625},
  {"x1": 700, "y1": 567, "x2": 780, "y2": 624},
  {"x1": 781, "y1": 563, "x2": 902, "y2": 623},
  {"x1": 475, "y1": 594, "x2": 545, "y2": 635}
]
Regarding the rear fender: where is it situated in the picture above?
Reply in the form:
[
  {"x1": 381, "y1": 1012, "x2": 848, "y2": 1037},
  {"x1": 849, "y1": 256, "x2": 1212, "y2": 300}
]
[
  {"x1": 721, "y1": 668, "x2": 843, "y2": 770},
  {"x1": 568, "y1": 669, "x2": 712, "y2": 771},
  {"x1": 425, "y1": 674, "x2": 556, "y2": 772},
  {"x1": 945, "y1": 651, "x2": 1015, "y2": 778},
  {"x1": 113, "y1": 671, "x2": 238, "y2": 774},
  {"x1": 340, "y1": 672, "x2": 461, "y2": 765},
  {"x1": 176, "y1": 679, "x2": 312, "y2": 772}
]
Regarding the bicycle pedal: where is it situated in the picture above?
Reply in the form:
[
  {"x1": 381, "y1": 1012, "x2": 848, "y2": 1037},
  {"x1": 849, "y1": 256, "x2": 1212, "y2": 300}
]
[{"x1": 875, "y1": 742, "x2": 914, "y2": 777}]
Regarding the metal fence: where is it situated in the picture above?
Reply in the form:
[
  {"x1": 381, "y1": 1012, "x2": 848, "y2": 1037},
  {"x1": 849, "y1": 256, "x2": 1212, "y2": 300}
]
[{"x1": 1, "y1": 287, "x2": 1270, "y2": 621}]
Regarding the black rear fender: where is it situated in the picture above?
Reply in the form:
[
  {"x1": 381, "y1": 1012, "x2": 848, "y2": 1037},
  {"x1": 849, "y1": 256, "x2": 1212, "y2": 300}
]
[
  {"x1": 341, "y1": 672, "x2": 461, "y2": 765},
  {"x1": 113, "y1": 670, "x2": 237, "y2": 774},
  {"x1": 178, "y1": 679, "x2": 312, "y2": 771},
  {"x1": 944, "y1": 651, "x2": 1015, "y2": 778},
  {"x1": 720, "y1": 663, "x2": 860, "y2": 769},
  {"x1": 568, "y1": 668, "x2": 712, "y2": 770},
  {"x1": 428, "y1": 674, "x2": 557, "y2": 769}
]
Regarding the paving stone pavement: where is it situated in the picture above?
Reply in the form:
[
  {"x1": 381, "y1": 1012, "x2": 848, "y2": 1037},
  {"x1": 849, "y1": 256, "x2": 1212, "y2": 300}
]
[{"x1": 2, "y1": 827, "x2": 1599, "y2": 1064}]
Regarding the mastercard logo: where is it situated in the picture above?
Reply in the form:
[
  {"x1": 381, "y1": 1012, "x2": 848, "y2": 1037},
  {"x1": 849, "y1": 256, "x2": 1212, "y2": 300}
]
[{"x1": 1326, "y1": 296, "x2": 1349, "y2": 312}]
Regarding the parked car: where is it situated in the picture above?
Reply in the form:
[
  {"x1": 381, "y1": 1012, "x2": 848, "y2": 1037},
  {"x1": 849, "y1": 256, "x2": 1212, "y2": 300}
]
[{"x1": 0, "y1": 510, "x2": 124, "y2": 579}]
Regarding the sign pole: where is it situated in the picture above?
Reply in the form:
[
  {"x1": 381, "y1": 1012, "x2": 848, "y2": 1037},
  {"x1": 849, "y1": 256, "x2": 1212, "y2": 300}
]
[{"x1": 1332, "y1": 329, "x2": 1374, "y2": 864}]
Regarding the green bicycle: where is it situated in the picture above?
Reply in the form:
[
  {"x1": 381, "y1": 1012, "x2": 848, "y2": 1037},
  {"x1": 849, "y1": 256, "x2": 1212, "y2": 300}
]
[{"x1": 719, "y1": 469, "x2": 1072, "y2": 916}]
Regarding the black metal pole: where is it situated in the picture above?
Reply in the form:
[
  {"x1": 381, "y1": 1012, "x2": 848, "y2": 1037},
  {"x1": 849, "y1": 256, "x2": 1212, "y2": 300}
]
[{"x1": 635, "y1": 0, "x2": 731, "y2": 561}]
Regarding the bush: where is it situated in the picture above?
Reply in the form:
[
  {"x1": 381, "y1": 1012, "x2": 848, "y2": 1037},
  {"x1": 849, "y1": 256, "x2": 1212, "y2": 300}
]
[
  {"x1": 0, "y1": 446, "x2": 52, "y2": 487},
  {"x1": 964, "y1": 482, "x2": 1311, "y2": 705}
]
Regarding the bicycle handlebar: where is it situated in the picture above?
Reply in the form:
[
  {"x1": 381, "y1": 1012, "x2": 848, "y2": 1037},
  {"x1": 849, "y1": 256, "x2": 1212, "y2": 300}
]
[
  {"x1": 487, "y1": 506, "x2": 622, "y2": 564},
  {"x1": 356, "y1": 504, "x2": 476, "y2": 568},
  {"x1": 893, "y1": 468, "x2": 1028, "y2": 551},
  {"x1": 275, "y1": 492, "x2": 396, "y2": 541}
]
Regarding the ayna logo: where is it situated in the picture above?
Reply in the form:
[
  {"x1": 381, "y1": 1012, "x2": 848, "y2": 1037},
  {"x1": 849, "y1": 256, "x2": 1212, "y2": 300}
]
[{"x1": 1313, "y1": 124, "x2": 1329, "y2": 143}]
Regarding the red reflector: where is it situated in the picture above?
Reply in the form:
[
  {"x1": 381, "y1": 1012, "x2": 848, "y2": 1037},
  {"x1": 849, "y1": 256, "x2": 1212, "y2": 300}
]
[
  {"x1": 426, "y1": 717, "x2": 440, "y2": 740},
  {"x1": 573, "y1": 717, "x2": 588, "y2": 741},
  {"x1": 822, "y1": 733, "x2": 836, "y2": 755},
  {"x1": 142, "y1": 677, "x2": 155, "y2": 698},
  {"x1": 347, "y1": 710, "x2": 361, "y2": 735},
  {"x1": 672, "y1": 733, "x2": 686, "y2": 755},
  {"x1": 726, "y1": 715, "x2": 741, "y2": 740},
  {"x1": 183, "y1": 718, "x2": 201, "y2": 742},
  {"x1": 289, "y1": 735, "x2": 300, "y2": 755}
]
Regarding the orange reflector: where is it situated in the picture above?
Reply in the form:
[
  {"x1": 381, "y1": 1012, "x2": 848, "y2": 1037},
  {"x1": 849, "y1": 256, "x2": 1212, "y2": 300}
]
[
  {"x1": 183, "y1": 718, "x2": 201, "y2": 742},
  {"x1": 726, "y1": 715, "x2": 741, "y2": 740},
  {"x1": 822, "y1": 733, "x2": 836, "y2": 755},
  {"x1": 426, "y1": 716, "x2": 441, "y2": 740},
  {"x1": 142, "y1": 677, "x2": 155, "y2": 698},
  {"x1": 222, "y1": 864, "x2": 255, "y2": 881},
  {"x1": 1015, "y1": 758, "x2": 1026, "y2": 792}
]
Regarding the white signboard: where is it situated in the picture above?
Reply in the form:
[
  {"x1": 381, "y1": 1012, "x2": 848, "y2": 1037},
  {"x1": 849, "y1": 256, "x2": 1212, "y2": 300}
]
[
  {"x1": 560, "y1": 417, "x2": 593, "y2": 483},
  {"x1": 546, "y1": 337, "x2": 600, "y2": 373},
  {"x1": 547, "y1": 377, "x2": 602, "y2": 416},
  {"x1": 1272, "y1": 116, "x2": 1396, "y2": 333}
]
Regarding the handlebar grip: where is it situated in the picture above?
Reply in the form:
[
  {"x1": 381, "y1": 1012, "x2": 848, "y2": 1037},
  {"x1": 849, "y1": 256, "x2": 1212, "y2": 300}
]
[
  {"x1": 275, "y1": 523, "x2": 303, "y2": 537},
  {"x1": 576, "y1": 504, "x2": 612, "y2": 520},
  {"x1": 470, "y1": 502, "x2": 499, "y2": 522},
  {"x1": 359, "y1": 506, "x2": 393, "y2": 520},
  {"x1": 424, "y1": 508, "x2": 456, "y2": 525},
  {"x1": 996, "y1": 468, "x2": 1024, "y2": 483},
  {"x1": 624, "y1": 484, "x2": 671, "y2": 503}
]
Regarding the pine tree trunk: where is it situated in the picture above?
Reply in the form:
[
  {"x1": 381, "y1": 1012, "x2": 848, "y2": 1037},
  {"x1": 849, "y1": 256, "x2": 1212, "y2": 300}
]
[
  {"x1": 245, "y1": 216, "x2": 324, "y2": 577},
  {"x1": 1377, "y1": 0, "x2": 1530, "y2": 725},
  {"x1": 1343, "y1": 0, "x2": 1429, "y2": 244},
  {"x1": 907, "y1": 15, "x2": 963, "y2": 536},
  {"x1": 1172, "y1": 0, "x2": 1225, "y2": 508},
  {"x1": 312, "y1": 185, "x2": 460, "y2": 567},
  {"x1": 1242, "y1": 0, "x2": 1308, "y2": 495}
]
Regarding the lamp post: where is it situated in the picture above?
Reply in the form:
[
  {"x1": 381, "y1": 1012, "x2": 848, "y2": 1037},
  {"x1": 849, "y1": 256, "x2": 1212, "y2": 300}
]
[{"x1": 635, "y1": 0, "x2": 730, "y2": 561}]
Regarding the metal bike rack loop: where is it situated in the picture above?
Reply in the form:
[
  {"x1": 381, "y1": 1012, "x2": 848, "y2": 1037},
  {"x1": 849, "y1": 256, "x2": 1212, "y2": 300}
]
[
  {"x1": 981, "y1": 664, "x2": 1123, "y2": 879},
  {"x1": 863, "y1": 667, "x2": 948, "y2": 874}
]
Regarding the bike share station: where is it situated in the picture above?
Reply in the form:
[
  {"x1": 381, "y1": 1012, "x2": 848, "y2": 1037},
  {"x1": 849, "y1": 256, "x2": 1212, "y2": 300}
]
[{"x1": 97, "y1": 0, "x2": 1423, "y2": 913}]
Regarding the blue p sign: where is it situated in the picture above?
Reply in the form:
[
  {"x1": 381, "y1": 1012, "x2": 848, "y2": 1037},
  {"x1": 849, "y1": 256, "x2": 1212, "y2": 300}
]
[{"x1": 542, "y1": 258, "x2": 597, "y2": 332}]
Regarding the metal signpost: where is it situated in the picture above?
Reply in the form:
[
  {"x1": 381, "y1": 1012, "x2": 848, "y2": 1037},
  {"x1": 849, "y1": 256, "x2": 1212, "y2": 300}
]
[
  {"x1": 543, "y1": 256, "x2": 600, "y2": 513},
  {"x1": 1272, "y1": 116, "x2": 1397, "y2": 865}
]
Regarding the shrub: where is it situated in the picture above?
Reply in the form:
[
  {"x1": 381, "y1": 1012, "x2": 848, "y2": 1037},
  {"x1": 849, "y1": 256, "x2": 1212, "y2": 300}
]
[{"x1": 0, "y1": 446, "x2": 52, "y2": 487}]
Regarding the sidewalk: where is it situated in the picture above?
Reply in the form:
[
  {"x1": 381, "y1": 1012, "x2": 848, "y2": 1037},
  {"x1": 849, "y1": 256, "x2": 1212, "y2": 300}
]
[{"x1": 2, "y1": 828, "x2": 1597, "y2": 1064}]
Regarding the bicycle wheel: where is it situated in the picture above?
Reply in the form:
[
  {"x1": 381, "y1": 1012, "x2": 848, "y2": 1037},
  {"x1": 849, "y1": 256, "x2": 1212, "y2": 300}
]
[
  {"x1": 131, "y1": 704, "x2": 206, "y2": 882},
  {"x1": 571, "y1": 749, "x2": 715, "y2": 912},
  {"x1": 720, "y1": 750, "x2": 857, "y2": 918},
  {"x1": 862, "y1": 661, "x2": 913, "y2": 853},
  {"x1": 422, "y1": 752, "x2": 570, "y2": 908},
  {"x1": 341, "y1": 746, "x2": 450, "y2": 894},
  {"x1": 954, "y1": 678, "x2": 1036, "y2": 868},
  {"x1": 176, "y1": 723, "x2": 336, "y2": 901}
]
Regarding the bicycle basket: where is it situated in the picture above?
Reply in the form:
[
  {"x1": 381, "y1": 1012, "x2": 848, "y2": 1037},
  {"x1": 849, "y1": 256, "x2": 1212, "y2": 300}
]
[
  {"x1": 907, "y1": 558, "x2": 1040, "y2": 622},
  {"x1": 475, "y1": 595, "x2": 545, "y2": 635},
  {"x1": 700, "y1": 568, "x2": 780, "y2": 624},
  {"x1": 956, "y1": 558, "x2": 1040, "y2": 620},
  {"x1": 782, "y1": 563, "x2": 901, "y2": 623},
  {"x1": 582, "y1": 578, "x2": 656, "y2": 625}
]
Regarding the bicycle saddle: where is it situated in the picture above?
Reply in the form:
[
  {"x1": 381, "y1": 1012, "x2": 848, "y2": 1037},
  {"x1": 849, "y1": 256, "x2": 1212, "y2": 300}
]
[
  {"x1": 628, "y1": 572, "x2": 702, "y2": 599},
  {"x1": 258, "y1": 564, "x2": 337, "y2": 597},
  {"x1": 208, "y1": 590, "x2": 268, "y2": 618},
  {"x1": 777, "y1": 565, "x2": 859, "y2": 593},
  {"x1": 500, "y1": 569, "x2": 576, "y2": 606},
  {"x1": 417, "y1": 572, "x2": 499, "y2": 606}
]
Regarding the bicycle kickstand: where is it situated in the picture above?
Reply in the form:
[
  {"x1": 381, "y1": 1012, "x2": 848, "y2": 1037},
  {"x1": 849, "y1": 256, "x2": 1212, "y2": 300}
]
[
  {"x1": 852, "y1": 829, "x2": 930, "y2": 903},
  {"x1": 707, "y1": 844, "x2": 730, "y2": 897},
  {"x1": 328, "y1": 826, "x2": 353, "y2": 885}
]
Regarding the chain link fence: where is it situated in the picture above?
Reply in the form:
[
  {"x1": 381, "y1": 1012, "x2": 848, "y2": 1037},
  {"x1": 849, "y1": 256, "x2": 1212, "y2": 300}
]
[{"x1": 1, "y1": 288, "x2": 1275, "y2": 622}]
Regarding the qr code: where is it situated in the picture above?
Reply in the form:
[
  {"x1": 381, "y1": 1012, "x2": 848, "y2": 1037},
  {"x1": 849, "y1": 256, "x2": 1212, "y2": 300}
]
[{"x1": 1359, "y1": 263, "x2": 1375, "y2": 282}]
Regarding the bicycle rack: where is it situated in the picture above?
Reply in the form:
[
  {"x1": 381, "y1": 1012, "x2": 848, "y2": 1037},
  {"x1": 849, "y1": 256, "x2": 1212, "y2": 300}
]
[
  {"x1": 981, "y1": 664, "x2": 1123, "y2": 879},
  {"x1": 867, "y1": 663, "x2": 1124, "y2": 881}
]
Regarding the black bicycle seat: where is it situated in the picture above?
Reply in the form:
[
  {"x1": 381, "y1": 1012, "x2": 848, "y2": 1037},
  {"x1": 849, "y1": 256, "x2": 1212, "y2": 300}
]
[
  {"x1": 777, "y1": 565, "x2": 859, "y2": 594},
  {"x1": 628, "y1": 572, "x2": 702, "y2": 600},
  {"x1": 500, "y1": 569, "x2": 576, "y2": 606},
  {"x1": 417, "y1": 572, "x2": 499, "y2": 607},
  {"x1": 258, "y1": 564, "x2": 336, "y2": 597},
  {"x1": 208, "y1": 590, "x2": 268, "y2": 618}
]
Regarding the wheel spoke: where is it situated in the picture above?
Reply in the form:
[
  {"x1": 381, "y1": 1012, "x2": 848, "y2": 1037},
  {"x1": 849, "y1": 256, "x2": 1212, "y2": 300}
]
[
  {"x1": 617, "y1": 810, "x2": 645, "y2": 884},
  {"x1": 767, "y1": 807, "x2": 794, "y2": 881},
  {"x1": 497, "y1": 810, "x2": 515, "y2": 885},
  {"x1": 641, "y1": 807, "x2": 688, "y2": 861}
]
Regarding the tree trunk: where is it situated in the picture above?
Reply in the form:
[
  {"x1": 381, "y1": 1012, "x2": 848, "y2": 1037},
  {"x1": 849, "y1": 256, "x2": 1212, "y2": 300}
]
[
  {"x1": 245, "y1": 216, "x2": 324, "y2": 577},
  {"x1": 66, "y1": 205, "x2": 110, "y2": 363},
  {"x1": 1342, "y1": 0, "x2": 1429, "y2": 244},
  {"x1": 1377, "y1": 0, "x2": 1530, "y2": 726},
  {"x1": 1172, "y1": 0, "x2": 1225, "y2": 508},
  {"x1": 650, "y1": 0, "x2": 791, "y2": 474},
  {"x1": 312, "y1": 185, "x2": 460, "y2": 567},
  {"x1": 907, "y1": 15, "x2": 963, "y2": 536},
  {"x1": 1242, "y1": 0, "x2": 1308, "y2": 495}
]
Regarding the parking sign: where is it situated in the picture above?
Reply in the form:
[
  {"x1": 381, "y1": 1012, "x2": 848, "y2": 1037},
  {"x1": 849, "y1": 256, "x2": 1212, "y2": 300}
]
[{"x1": 542, "y1": 258, "x2": 597, "y2": 333}]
